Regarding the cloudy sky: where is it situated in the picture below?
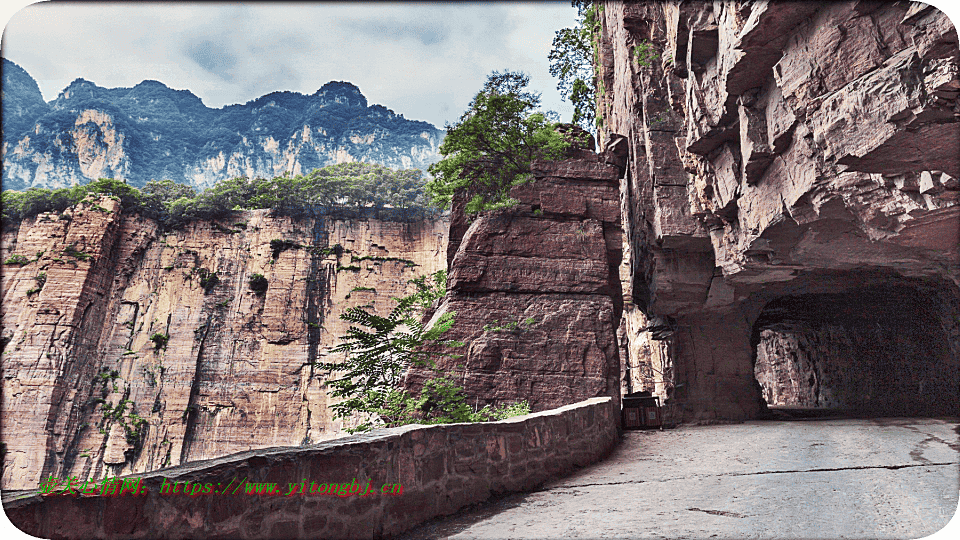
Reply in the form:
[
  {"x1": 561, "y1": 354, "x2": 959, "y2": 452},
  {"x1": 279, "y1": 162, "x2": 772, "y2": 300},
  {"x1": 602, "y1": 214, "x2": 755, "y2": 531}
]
[{"x1": 1, "y1": 1, "x2": 581, "y2": 129}]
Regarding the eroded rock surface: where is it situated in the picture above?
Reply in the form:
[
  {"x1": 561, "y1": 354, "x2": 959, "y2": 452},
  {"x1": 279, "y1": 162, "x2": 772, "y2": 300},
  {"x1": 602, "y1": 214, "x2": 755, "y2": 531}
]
[
  {"x1": 406, "y1": 156, "x2": 624, "y2": 412},
  {"x1": 1, "y1": 199, "x2": 446, "y2": 490},
  {"x1": 599, "y1": 1, "x2": 959, "y2": 420}
]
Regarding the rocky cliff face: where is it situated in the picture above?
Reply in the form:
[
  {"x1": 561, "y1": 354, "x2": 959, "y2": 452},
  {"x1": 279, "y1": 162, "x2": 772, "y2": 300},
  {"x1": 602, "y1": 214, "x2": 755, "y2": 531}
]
[
  {"x1": 599, "y1": 1, "x2": 959, "y2": 420},
  {"x1": 2, "y1": 60, "x2": 444, "y2": 190},
  {"x1": 1, "y1": 199, "x2": 446, "y2": 490},
  {"x1": 406, "y1": 155, "x2": 625, "y2": 413}
]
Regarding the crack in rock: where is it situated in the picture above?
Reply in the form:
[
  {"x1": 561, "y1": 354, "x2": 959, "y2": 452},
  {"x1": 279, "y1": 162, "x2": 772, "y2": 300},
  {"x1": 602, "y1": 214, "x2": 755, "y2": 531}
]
[
  {"x1": 542, "y1": 461, "x2": 959, "y2": 491},
  {"x1": 688, "y1": 507, "x2": 747, "y2": 518}
]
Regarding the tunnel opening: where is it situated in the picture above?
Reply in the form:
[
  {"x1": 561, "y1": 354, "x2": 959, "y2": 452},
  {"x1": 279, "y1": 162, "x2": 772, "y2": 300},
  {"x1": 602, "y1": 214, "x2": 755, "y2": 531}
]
[{"x1": 750, "y1": 283, "x2": 960, "y2": 417}]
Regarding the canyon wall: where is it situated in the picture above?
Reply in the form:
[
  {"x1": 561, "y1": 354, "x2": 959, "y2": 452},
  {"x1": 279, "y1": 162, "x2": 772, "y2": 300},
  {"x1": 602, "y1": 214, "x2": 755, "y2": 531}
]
[
  {"x1": 600, "y1": 1, "x2": 959, "y2": 420},
  {"x1": 1, "y1": 199, "x2": 446, "y2": 490}
]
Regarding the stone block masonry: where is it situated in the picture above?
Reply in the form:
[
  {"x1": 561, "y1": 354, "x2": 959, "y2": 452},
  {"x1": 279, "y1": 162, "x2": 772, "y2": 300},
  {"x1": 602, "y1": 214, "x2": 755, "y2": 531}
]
[{"x1": 2, "y1": 396, "x2": 618, "y2": 539}]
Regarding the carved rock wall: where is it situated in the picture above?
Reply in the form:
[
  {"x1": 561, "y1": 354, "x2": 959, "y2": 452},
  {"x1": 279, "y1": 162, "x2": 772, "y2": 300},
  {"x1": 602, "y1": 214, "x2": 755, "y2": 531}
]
[
  {"x1": 753, "y1": 285, "x2": 960, "y2": 414},
  {"x1": 1, "y1": 199, "x2": 446, "y2": 490},
  {"x1": 599, "y1": 0, "x2": 959, "y2": 420},
  {"x1": 406, "y1": 156, "x2": 624, "y2": 413}
]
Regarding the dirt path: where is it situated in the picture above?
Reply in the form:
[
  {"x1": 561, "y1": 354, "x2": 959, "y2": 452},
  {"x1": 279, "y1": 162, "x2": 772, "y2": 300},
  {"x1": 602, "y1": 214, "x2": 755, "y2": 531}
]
[{"x1": 400, "y1": 418, "x2": 960, "y2": 539}]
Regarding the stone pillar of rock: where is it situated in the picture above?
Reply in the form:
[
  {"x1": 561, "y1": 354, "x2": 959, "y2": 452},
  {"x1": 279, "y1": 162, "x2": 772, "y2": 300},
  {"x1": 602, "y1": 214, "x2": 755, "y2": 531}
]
[
  {"x1": 599, "y1": 1, "x2": 959, "y2": 421},
  {"x1": 406, "y1": 153, "x2": 624, "y2": 413}
]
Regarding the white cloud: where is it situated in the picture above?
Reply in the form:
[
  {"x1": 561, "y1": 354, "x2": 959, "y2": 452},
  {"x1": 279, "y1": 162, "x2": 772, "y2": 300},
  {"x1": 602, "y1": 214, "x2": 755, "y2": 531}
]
[{"x1": 2, "y1": 1, "x2": 579, "y2": 127}]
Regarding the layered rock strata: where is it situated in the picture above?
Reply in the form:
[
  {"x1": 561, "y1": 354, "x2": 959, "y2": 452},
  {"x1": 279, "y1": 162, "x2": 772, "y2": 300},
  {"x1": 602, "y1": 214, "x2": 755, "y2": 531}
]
[
  {"x1": 406, "y1": 156, "x2": 624, "y2": 412},
  {"x1": 598, "y1": 1, "x2": 959, "y2": 420},
  {"x1": 1, "y1": 198, "x2": 446, "y2": 490}
]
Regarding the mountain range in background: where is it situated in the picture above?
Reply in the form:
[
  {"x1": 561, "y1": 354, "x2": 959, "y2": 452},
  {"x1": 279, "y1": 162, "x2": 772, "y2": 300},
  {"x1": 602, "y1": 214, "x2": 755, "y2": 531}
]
[{"x1": 1, "y1": 58, "x2": 445, "y2": 191}]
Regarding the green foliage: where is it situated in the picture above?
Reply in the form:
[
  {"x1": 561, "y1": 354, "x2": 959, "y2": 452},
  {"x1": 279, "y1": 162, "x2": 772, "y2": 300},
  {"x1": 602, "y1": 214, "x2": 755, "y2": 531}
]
[
  {"x1": 405, "y1": 269, "x2": 447, "y2": 311},
  {"x1": 123, "y1": 412, "x2": 149, "y2": 445},
  {"x1": 633, "y1": 40, "x2": 659, "y2": 67},
  {"x1": 196, "y1": 268, "x2": 219, "y2": 293},
  {"x1": 319, "y1": 269, "x2": 529, "y2": 432},
  {"x1": 351, "y1": 286, "x2": 376, "y2": 293},
  {"x1": 350, "y1": 254, "x2": 417, "y2": 267},
  {"x1": 248, "y1": 273, "x2": 268, "y2": 294},
  {"x1": 4, "y1": 254, "x2": 30, "y2": 265},
  {"x1": 339, "y1": 376, "x2": 531, "y2": 433},
  {"x1": 426, "y1": 71, "x2": 570, "y2": 214},
  {"x1": 549, "y1": 1, "x2": 600, "y2": 133},
  {"x1": 149, "y1": 333, "x2": 169, "y2": 349},
  {"x1": 63, "y1": 244, "x2": 93, "y2": 262},
  {"x1": 408, "y1": 376, "x2": 531, "y2": 424},
  {"x1": 312, "y1": 244, "x2": 344, "y2": 257},
  {"x1": 1, "y1": 164, "x2": 440, "y2": 230},
  {"x1": 549, "y1": 1, "x2": 603, "y2": 133},
  {"x1": 316, "y1": 271, "x2": 454, "y2": 424},
  {"x1": 483, "y1": 317, "x2": 537, "y2": 333},
  {"x1": 100, "y1": 397, "x2": 149, "y2": 445},
  {"x1": 270, "y1": 238, "x2": 301, "y2": 258},
  {"x1": 26, "y1": 272, "x2": 46, "y2": 296}
]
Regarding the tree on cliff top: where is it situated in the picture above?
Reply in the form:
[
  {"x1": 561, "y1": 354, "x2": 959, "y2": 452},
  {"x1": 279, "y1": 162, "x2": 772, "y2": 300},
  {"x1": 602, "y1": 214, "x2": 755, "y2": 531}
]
[
  {"x1": 549, "y1": 0, "x2": 598, "y2": 134},
  {"x1": 425, "y1": 70, "x2": 570, "y2": 215},
  {"x1": 1, "y1": 163, "x2": 438, "y2": 228}
]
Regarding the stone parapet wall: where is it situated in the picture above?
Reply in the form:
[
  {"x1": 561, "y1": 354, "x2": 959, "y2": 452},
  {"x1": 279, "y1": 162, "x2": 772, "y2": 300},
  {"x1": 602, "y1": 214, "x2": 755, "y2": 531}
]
[{"x1": 2, "y1": 397, "x2": 618, "y2": 540}]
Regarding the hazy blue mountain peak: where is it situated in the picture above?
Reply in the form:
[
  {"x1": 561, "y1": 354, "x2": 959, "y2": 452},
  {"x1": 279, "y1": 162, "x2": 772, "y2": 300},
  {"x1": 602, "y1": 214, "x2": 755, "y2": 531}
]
[{"x1": 2, "y1": 63, "x2": 443, "y2": 191}]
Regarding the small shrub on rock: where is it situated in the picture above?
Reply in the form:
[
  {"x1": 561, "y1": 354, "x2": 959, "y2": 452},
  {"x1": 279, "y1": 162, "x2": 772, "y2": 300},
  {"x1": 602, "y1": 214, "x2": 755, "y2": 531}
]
[
  {"x1": 248, "y1": 273, "x2": 268, "y2": 294},
  {"x1": 149, "y1": 333, "x2": 169, "y2": 349}
]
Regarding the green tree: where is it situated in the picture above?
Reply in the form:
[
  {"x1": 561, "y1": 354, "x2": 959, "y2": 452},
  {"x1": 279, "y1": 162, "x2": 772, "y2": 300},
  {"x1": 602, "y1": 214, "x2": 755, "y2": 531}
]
[
  {"x1": 317, "y1": 269, "x2": 530, "y2": 432},
  {"x1": 549, "y1": 1, "x2": 601, "y2": 134},
  {"x1": 1, "y1": 163, "x2": 439, "y2": 228},
  {"x1": 140, "y1": 179, "x2": 198, "y2": 223},
  {"x1": 315, "y1": 270, "x2": 457, "y2": 430},
  {"x1": 425, "y1": 71, "x2": 570, "y2": 215}
]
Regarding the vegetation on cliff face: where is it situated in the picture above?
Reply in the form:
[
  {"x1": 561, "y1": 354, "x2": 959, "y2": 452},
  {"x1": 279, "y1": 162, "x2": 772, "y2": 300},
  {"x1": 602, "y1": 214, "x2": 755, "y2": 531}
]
[
  {"x1": 1, "y1": 163, "x2": 441, "y2": 228},
  {"x1": 425, "y1": 71, "x2": 571, "y2": 215},
  {"x1": 318, "y1": 270, "x2": 530, "y2": 432},
  {"x1": 549, "y1": 0, "x2": 599, "y2": 134}
]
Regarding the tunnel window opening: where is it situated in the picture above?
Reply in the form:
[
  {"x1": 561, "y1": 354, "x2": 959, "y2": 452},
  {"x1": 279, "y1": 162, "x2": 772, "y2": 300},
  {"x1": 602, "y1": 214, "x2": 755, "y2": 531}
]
[{"x1": 750, "y1": 284, "x2": 958, "y2": 417}]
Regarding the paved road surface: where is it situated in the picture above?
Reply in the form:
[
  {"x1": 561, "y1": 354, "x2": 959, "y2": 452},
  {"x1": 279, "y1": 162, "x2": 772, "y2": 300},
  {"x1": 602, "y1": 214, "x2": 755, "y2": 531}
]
[{"x1": 400, "y1": 417, "x2": 959, "y2": 539}]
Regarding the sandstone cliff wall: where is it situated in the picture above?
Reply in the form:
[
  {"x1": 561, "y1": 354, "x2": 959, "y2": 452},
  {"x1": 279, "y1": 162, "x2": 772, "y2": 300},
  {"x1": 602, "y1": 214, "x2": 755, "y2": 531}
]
[
  {"x1": 406, "y1": 156, "x2": 625, "y2": 413},
  {"x1": 1, "y1": 199, "x2": 446, "y2": 490},
  {"x1": 599, "y1": 1, "x2": 959, "y2": 420}
]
